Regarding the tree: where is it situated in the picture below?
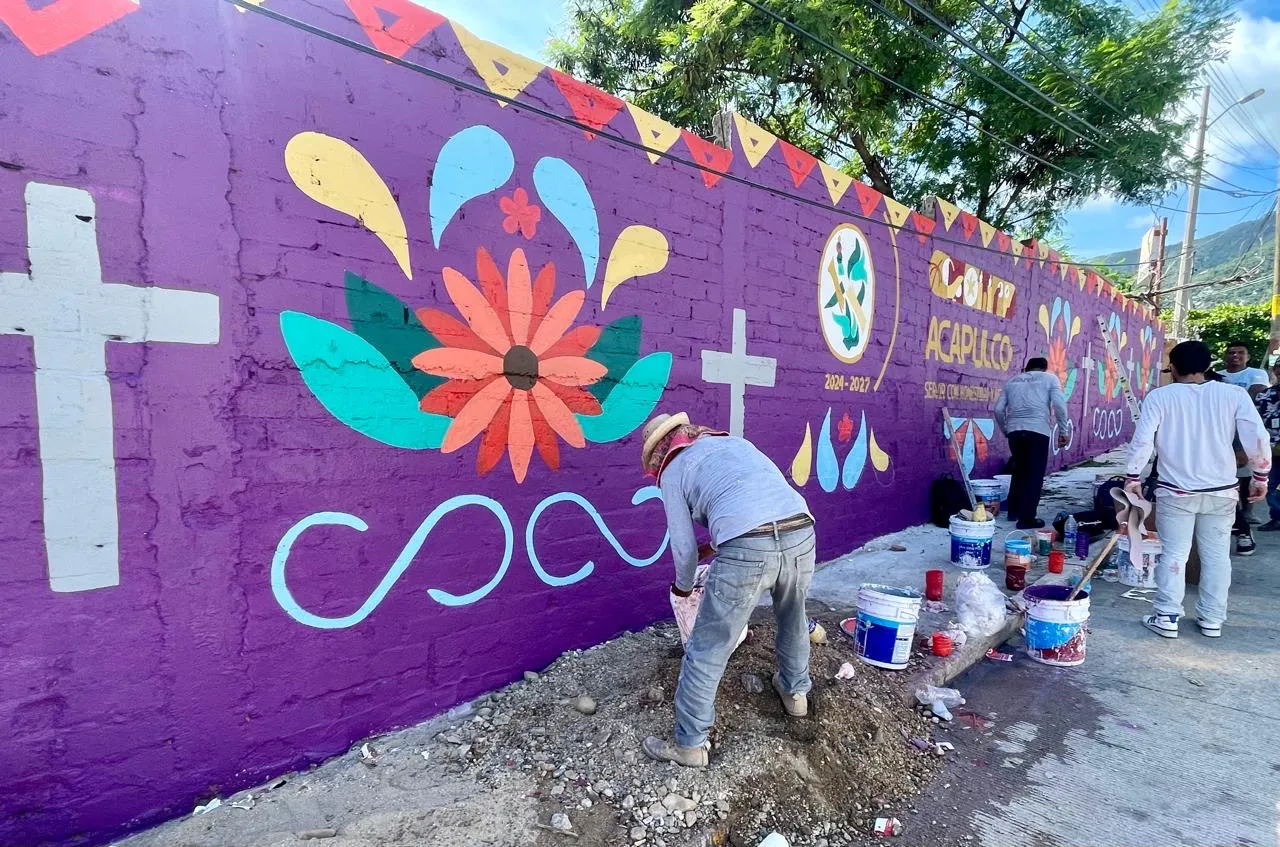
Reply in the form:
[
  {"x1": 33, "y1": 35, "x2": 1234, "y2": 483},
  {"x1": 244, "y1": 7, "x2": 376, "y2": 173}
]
[
  {"x1": 549, "y1": 0, "x2": 1230, "y2": 236},
  {"x1": 1182, "y1": 304, "x2": 1271, "y2": 366}
]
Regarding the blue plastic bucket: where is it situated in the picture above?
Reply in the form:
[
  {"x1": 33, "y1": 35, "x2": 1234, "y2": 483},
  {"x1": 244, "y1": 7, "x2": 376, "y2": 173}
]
[
  {"x1": 842, "y1": 584, "x2": 922, "y2": 670},
  {"x1": 950, "y1": 514, "x2": 995, "y2": 569},
  {"x1": 1024, "y1": 584, "x2": 1090, "y2": 667}
]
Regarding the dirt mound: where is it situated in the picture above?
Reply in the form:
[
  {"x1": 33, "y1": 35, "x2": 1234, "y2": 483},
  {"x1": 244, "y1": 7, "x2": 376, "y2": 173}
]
[{"x1": 454, "y1": 614, "x2": 943, "y2": 846}]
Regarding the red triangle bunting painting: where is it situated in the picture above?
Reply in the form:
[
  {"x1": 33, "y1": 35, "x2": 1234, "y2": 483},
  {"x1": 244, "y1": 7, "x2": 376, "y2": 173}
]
[
  {"x1": 0, "y1": 0, "x2": 139, "y2": 56},
  {"x1": 345, "y1": 0, "x2": 445, "y2": 59},
  {"x1": 681, "y1": 130, "x2": 733, "y2": 188},
  {"x1": 959, "y1": 211, "x2": 979, "y2": 240},
  {"x1": 852, "y1": 182, "x2": 882, "y2": 218},
  {"x1": 551, "y1": 71, "x2": 625, "y2": 140},
  {"x1": 778, "y1": 141, "x2": 818, "y2": 188},
  {"x1": 909, "y1": 211, "x2": 936, "y2": 246}
]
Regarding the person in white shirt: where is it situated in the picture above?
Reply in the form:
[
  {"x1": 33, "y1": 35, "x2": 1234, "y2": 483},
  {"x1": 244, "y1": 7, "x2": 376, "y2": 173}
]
[
  {"x1": 1125, "y1": 341, "x2": 1271, "y2": 639},
  {"x1": 1221, "y1": 341, "x2": 1272, "y2": 398}
]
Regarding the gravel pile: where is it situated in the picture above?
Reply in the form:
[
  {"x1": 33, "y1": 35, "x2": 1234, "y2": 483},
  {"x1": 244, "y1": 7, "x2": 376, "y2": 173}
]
[{"x1": 434, "y1": 614, "x2": 945, "y2": 846}]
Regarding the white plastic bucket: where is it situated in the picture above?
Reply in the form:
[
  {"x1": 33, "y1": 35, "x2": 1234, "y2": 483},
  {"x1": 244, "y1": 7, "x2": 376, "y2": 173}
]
[
  {"x1": 1023, "y1": 584, "x2": 1090, "y2": 667},
  {"x1": 950, "y1": 514, "x2": 996, "y2": 569},
  {"x1": 846, "y1": 584, "x2": 922, "y2": 670},
  {"x1": 993, "y1": 474, "x2": 1012, "y2": 511},
  {"x1": 971, "y1": 479, "x2": 1005, "y2": 517},
  {"x1": 1113, "y1": 536, "x2": 1160, "y2": 589}
]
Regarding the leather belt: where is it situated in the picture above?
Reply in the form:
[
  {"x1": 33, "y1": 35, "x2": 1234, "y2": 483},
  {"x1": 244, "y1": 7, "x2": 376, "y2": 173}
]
[{"x1": 741, "y1": 514, "x2": 814, "y2": 538}]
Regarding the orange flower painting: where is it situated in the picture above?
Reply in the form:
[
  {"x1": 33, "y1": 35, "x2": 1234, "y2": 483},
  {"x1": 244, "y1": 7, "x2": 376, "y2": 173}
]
[
  {"x1": 413, "y1": 247, "x2": 605, "y2": 482},
  {"x1": 499, "y1": 188, "x2": 541, "y2": 239}
]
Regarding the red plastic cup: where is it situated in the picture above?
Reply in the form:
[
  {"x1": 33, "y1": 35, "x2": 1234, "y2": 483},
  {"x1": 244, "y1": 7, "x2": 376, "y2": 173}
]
[
  {"x1": 925, "y1": 569, "x2": 944, "y2": 602},
  {"x1": 931, "y1": 632, "x2": 953, "y2": 657},
  {"x1": 1048, "y1": 550, "x2": 1066, "y2": 574}
]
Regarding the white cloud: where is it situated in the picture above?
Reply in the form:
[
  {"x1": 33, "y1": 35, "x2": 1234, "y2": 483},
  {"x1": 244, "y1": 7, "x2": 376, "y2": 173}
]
[
  {"x1": 1076, "y1": 192, "x2": 1121, "y2": 214},
  {"x1": 1192, "y1": 14, "x2": 1280, "y2": 166},
  {"x1": 1126, "y1": 212, "x2": 1155, "y2": 230}
]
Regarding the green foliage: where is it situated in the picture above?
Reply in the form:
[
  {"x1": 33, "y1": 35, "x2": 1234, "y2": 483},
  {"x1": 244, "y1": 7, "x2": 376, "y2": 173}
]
[
  {"x1": 1182, "y1": 304, "x2": 1271, "y2": 366},
  {"x1": 550, "y1": 0, "x2": 1230, "y2": 236}
]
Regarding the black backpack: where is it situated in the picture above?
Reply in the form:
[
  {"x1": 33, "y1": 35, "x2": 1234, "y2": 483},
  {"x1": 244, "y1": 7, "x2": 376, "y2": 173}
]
[{"x1": 930, "y1": 475, "x2": 971, "y2": 528}]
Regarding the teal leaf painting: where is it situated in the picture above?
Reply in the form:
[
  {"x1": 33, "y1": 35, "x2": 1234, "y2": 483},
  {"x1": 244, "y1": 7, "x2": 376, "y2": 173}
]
[
  {"x1": 343, "y1": 272, "x2": 442, "y2": 399},
  {"x1": 817, "y1": 409, "x2": 839, "y2": 493},
  {"x1": 584, "y1": 315, "x2": 642, "y2": 404},
  {"x1": 841, "y1": 412, "x2": 869, "y2": 490},
  {"x1": 280, "y1": 311, "x2": 450, "y2": 449},
  {"x1": 578, "y1": 352, "x2": 671, "y2": 443}
]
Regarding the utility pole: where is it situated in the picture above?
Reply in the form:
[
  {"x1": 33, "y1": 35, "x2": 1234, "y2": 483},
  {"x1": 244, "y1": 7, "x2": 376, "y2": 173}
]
[
  {"x1": 1153, "y1": 217, "x2": 1169, "y2": 309},
  {"x1": 1173, "y1": 85, "x2": 1210, "y2": 340},
  {"x1": 1270, "y1": 162, "x2": 1280, "y2": 365}
]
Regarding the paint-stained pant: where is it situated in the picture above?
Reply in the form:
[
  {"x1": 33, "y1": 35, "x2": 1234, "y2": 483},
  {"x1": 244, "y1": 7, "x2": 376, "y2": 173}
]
[
  {"x1": 1154, "y1": 494, "x2": 1236, "y2": 627},
  {"x1": 674, "y1": 527, "x2": 816, "y2": 749}
]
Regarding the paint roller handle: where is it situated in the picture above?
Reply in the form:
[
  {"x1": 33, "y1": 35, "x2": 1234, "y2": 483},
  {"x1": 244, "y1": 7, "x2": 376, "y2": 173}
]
[{"x1": 1066, "y1": 532, "x2": 1121, "y2": 603}]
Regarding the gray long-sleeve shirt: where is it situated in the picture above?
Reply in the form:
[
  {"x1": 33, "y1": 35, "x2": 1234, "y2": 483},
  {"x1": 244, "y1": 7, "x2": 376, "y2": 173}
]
[
  {"x1": 659, "y1": 436, "x2": 812, "y2": 591},
  {"x1": 994, "y1": 371, "x2": 1069, "y2": 437}
]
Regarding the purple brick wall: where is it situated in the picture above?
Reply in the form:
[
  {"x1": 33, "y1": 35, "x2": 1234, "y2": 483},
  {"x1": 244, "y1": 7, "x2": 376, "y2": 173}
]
[{"x1": 0, "y1": 2, "x2": 1162, "y2": 844}]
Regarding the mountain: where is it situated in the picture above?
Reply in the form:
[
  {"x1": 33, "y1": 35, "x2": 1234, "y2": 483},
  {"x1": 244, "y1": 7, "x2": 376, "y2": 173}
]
[{"x1": 1085, "y1": 212, "x2": 1275, "y2": 308}]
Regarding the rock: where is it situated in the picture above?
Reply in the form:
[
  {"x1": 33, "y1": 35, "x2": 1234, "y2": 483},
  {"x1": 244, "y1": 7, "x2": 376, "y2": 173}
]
[
  {"x1": 550, "y1": 812, "x2": 573, "y2": 832},
  {"x1": 664, "y1": 776, "x2": 678, "y2": 792},
  {"x1": 550, "y1": 782, "x2": 566, "y2": 796},
  {"x1": 574, "y1": 695, "x2": 598, "y2": 716},
  {"x1": 580, "y1": 798, "x2": 593, "y2": 809},
  {"x1": 438, "y1": 732, "x2": 464, "y2": 745},
  {"x1": 524, "y1": 671, "x2": 540, "y2": 683},
  {"x1": 645, "y1": 686, "x2": 665, "y2": 703},
  {"x1": 493, "y1": 714, "x2": 511, "y2": 727},
  {"x1": 630, "y1": 825, "x2": 648, "y2": 841},
  {"x1": 740, "y1": 673, "x2": 765, "y2": 694},
  {"x1": 297, "y1": 830, "x2": 338, "y2": 841},
  {"x1": 622, "y1": 749, "x2": 638, "y2": 765},
  {"x1": 530, "y1": 727, "x2": 547, "y2": 738},
  {"x1": 477, "y1": 707, "x2": 492, "y2": 718},
  {"x1": 715, "y1": 800, "x2": 730, "y2": 813},
  {"x1": 648, "y1": 802, "x2": 666, "y2": 818},
  {"x1": 662, "y1": 794, "x2": 697, "y2": 813},
  {"x1": 685, "y1": 811, "x2": 699, "y2": 828},
  {"x1": 622, "y1": 794, "x2": 636, "y2": 809},
  {"x1": 890, "y1": 544, "x2": 908, "y2": 552}
]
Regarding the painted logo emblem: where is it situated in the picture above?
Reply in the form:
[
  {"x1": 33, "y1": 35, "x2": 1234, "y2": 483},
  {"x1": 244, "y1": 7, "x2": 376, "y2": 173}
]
[{"x1": 818, "y1": 223, "x2": 875, "y2": 364}]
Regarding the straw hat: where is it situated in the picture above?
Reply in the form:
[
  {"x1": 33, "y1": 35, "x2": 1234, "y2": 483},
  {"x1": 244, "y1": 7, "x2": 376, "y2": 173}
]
[{"x1": 640, "y1": 412, "x2": 690, "y2": 467}]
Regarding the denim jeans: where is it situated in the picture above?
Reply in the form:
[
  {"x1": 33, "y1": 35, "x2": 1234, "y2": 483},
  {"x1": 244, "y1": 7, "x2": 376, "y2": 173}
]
[
  {"x1": 673, "y1": 526, "x2": 816, "y2": 748},
  {"x1": 1154, "y1": 494, "x2": 1235, "y2": 627},
  {"x1": 1269, "y1": 463, "x2": 1280, "y2": 522}
]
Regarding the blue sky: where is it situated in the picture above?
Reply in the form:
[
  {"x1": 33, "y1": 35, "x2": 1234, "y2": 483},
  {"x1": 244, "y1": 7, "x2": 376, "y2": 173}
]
[{"x1": 418, "y1": 0, "x2": 1279, "y2": 261}]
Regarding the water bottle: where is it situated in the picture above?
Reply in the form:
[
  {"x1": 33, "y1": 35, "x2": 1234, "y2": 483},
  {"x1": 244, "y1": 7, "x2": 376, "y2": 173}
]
[{"x1": 1064, "y1": 515, "x2": 1078, "y2": 555}]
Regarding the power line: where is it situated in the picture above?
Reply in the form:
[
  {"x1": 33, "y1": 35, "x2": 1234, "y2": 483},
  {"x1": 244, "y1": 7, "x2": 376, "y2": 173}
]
[{"x1": 222, "y1": 0, "x2": 1168, "y2": 274}]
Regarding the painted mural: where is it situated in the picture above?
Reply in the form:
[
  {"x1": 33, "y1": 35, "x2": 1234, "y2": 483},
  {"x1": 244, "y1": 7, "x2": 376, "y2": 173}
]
[{"x1": 0, "y1": 1, "x2": 1163, "y2": 844}]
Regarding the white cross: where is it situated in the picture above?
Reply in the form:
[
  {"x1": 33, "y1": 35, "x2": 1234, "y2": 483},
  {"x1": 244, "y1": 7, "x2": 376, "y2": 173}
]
[
  {"x1": 701, "y1": 308, "x2": 776, "y2": 437},
  {"x1": 1, "y1": 183, "x2": 220, "y2": 592}
]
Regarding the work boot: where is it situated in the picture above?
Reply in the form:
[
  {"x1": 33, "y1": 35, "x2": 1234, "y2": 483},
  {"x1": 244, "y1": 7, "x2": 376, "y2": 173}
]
[
  {"x1": 641, "y1": 736, "x2": 708, "y2": 768},
  {"x1": 772, "y1": 673, "x2": 808, "y2": 717}
]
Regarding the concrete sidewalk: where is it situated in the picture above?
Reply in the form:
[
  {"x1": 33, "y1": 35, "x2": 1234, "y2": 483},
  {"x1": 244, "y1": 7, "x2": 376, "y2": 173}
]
[
  {"x1": 808, "y1": 453, "x2": 1122, "y2": 687},
  {"x1": 896, "y1": 461, "x2": 1280, "y2": 847}
]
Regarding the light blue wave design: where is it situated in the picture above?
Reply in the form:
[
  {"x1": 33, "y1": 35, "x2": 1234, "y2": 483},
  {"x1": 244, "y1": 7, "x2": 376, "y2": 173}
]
[
  {"x1": 430, "y1": 126, "x2": 514, "y2": 248},
  {"x1": 271, "y1": 495, "x2": 513, "y2": 629},
  {"x1": 817, "y1": 409, "x2": 839, "y2": 493},
  {"x1": 533, "y1": 157, "x2": 599, "y2": 286},
  {"x1": 525, "y1": 486, "x2": 669, "y2": 587},
  {"x1": 841, "y1": 411, "x2": 869, "y2": 490}
]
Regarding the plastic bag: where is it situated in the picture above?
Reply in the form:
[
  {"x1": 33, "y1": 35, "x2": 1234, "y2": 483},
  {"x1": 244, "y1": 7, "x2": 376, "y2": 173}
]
[
  {"x1": 914, "y1": 685, "x2": 965, "y2": 709},
  {"x1": 955, "y1": 571, "x2": 1007, "y2": 637},
  {"x1": 671, "y1": 564, "x2": 748, "y2": 650}
]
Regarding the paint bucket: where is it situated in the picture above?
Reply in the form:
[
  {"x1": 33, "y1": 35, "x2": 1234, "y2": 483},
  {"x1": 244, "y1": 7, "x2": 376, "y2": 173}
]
[
  {"x1": 971, "y1": 479, "x2": 1005, "y2": 517},
  {"x1": 1113, "y1": 537, "x2": 1160, "y2": 589},
  {"x1": 844, "y1": 584, "x2": 923, "y2": 670},
  {"x1": 993, "y1": 474, "x2": 1012, "y2": 511},
  {"x1": 1034, "y1": 528, "x2": 1055, "y2": 556},
  {"x1": 1023, "y1": 584, "x2": 1090, "y2": 667},
  {"x1": 950, "y1": 514, "x2": 996, "y2": 569},
  {"x1": 1047, "y1": 550, "x2": 1066, "y2": 574}
]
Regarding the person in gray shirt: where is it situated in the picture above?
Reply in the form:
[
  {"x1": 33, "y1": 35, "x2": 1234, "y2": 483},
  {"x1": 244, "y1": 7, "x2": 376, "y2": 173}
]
[
  {"x1": 638, "y1": 412, "x2": 815, "y2": 768},
  {"x1": 994, "y1": 357, "x2": 1070, "y2": 529}
]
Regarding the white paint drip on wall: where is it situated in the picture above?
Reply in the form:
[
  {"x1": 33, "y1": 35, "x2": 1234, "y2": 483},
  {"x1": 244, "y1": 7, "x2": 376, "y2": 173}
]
[
  {"x1": 700, "y1": 308, "x2": 776, "y2": 438},
  {"x1": 0, "y1": 183, "x2": 221, "y2": 592}
]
